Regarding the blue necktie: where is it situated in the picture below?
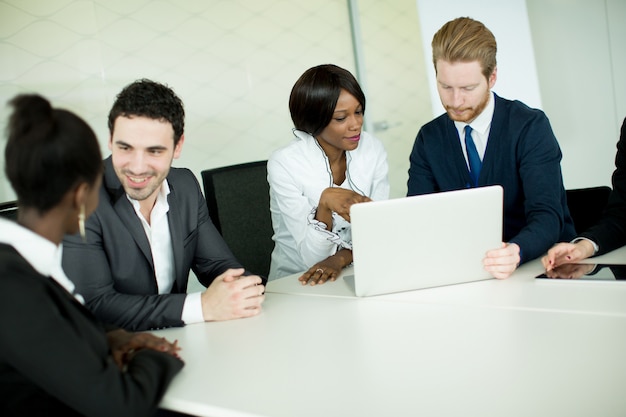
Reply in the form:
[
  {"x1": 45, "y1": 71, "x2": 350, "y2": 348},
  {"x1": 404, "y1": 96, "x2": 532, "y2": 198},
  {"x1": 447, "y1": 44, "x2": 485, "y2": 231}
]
[{"x1": 464, "y1": 125, "x2": 481, "y2": 187}]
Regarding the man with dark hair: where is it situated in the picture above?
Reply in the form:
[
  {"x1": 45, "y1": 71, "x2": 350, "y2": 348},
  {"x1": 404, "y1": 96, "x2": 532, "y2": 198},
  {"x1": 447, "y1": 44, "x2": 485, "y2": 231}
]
[
  {"x1": 63, "y1": 79, "x2": 265, "y2": 331},
  {"x1": 407, "y1": 17, "x2": 575, "y2": 278}
]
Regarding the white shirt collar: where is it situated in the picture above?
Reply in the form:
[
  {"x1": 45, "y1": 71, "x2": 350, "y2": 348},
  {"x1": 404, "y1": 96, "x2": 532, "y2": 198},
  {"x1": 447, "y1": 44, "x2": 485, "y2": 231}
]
[
  {"x1": 0, "y1": 217, "x2": 84, "y2": 303},
  {"x1": 126, "y1": 180, "x2": 171, "y2": 221},
  {"x1": 293, "y1": 129, "x2": 311, "y2": 141}
]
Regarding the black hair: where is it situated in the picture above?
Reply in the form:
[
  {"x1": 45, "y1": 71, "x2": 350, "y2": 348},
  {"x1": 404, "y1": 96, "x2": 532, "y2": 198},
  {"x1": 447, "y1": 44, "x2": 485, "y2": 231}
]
[
  {"x1": 289, "y1": 64, "x2": 366, "y2": 137},
  {"x1": 107, "y1": 79, "x2": 185, "y2": 145},
  {"x1": 5, "y1": 94, "x2": 102, "y2": 213}
]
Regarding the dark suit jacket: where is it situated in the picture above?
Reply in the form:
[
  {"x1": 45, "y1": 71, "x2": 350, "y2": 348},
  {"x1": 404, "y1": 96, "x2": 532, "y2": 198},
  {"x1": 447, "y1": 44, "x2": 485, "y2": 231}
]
[
  {"x1": 63, "y1": 157, "x2": 251, "y2": 331},
  {"x1": 408, "y1": 94, "x2": 575, "y2": 263},
  {"x1": 0, "y1": 244, "x2": 183, "y2": 417},
  {"x1": 580, "y1": 117, "x2": 626, "y2": 255},
  {"x1": 593, "y1": 264, "x2": 626, "y2": 279}
]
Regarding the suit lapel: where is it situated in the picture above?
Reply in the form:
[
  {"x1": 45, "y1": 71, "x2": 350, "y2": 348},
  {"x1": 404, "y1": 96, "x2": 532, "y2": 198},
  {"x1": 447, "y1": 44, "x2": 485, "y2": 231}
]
[
  {"x1": 103, "y1": 157, "x2": 154, "y2": 270},
  {"x1": 45, "y1": 276, "x2": 109, "y2": 351},
  {"x1": 166, "y1": 179, "x2": 185, "y2": 293},
  {"x1": 48, "y1": 276, "x2": 100, "y2": 323},
  {"x1": 445, "y1": 118, "x2": 474, "y2": 187},
  {"x1": 481, "y1": 94, "x2": 504, "y2": 182}
]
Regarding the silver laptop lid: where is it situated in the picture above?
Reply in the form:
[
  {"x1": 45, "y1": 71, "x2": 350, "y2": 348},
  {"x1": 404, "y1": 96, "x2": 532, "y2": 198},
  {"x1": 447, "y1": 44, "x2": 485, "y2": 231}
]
[{"x1": 351, "y1": 185, "x2": 503, "y2": 296}]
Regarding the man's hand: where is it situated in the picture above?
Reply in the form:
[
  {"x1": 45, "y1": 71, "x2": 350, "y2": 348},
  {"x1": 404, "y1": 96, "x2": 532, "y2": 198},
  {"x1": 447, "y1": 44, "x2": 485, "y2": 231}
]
[
  {"x1": 201, "y1": 268, "x2": 265, "y2": 321},
  {"x1": 483, "y1": 242, "x2": 520, "y2": 279}
]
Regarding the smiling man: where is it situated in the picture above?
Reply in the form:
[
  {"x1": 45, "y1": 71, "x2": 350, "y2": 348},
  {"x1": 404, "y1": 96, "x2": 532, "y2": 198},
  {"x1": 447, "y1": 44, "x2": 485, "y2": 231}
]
[
  {"x1": 62, "y1": 79, "x2": 265, "y2": 331},
  {"x1": 407, "y1": 17, "x2": 575, "y2": 278}
]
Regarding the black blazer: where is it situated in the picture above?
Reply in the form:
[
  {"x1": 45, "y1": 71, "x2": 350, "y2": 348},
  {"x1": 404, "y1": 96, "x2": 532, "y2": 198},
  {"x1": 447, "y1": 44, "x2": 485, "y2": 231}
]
[
  {"x1": 63, "y1": 157, "x2": 253, "y2": 331},
  {"x1": 0, "y1": 244, "x2": 183, "y2": 417},
  {"x1": 581, "y1": 117, "x2": 626, "y2": 255}
]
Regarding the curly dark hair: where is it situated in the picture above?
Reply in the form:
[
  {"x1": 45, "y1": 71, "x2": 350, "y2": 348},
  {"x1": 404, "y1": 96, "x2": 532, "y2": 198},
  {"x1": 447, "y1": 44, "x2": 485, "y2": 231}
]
[
  {"x1": 5, "y1": 94, "x2": 102, "y2": 213},
  {"x1": 107, "y1": 79, "x2": 185, "y2": 145}
]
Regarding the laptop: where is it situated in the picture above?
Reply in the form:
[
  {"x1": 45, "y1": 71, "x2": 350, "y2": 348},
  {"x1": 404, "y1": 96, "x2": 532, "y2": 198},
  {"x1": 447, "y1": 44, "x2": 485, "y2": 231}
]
[{"x1": 349, "y1": 185, "x2": 503, "y2": 296}]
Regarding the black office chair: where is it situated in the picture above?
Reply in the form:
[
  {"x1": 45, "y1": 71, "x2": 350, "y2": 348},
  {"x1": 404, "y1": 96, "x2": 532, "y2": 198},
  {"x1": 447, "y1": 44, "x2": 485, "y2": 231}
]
[
  {"x1": 201, "y1": 161, "x2": 274, "y2": 278},
  {"x1": 566, "y1": 186, "x2": 612, "y2": 234},
  {"x1": 0, "y1": 200, "x2": 18, "y2": 221}
]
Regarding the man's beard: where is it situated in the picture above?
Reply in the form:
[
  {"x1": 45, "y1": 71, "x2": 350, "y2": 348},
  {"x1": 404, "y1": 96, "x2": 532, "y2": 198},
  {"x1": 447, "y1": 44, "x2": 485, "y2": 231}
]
[{"x1": 446, "y1": 90, "x2": 490, "y2": 123}]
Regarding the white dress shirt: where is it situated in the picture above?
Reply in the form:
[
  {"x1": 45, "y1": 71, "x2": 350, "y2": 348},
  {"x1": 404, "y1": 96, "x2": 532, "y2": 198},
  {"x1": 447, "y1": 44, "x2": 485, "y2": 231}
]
[
  {"x1": 128, "y1": 182, "x2": 175, "y2": 294},
  {"x1": 454, "y1": 91, "x2": 496, "y2": 168},
  {"x1": 127, "y1": 181, "x2": 204, "y2": 324},
  {"x1": 267, "y1": 130, "x2": 390, "y2": 279}
]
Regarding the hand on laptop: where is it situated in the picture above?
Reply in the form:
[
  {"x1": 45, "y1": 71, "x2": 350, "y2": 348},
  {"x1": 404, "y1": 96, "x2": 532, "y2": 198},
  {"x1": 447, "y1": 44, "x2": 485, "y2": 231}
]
[
  {"x1": 483, "y1": 242, "x2": 520, "y2": 279},
  {"x1": 298, "y1": 249, "x2": 353, "y2": 286}
]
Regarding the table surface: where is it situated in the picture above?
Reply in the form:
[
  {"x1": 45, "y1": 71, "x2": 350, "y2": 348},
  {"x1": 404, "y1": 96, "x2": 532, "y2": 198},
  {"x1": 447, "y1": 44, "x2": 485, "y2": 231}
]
[
  {"x1": 156, "y1": 246, "x2": 626, "y2": 417},
  {"x1": 267, "y1": 246, "x2": 626, "y2": 317}
]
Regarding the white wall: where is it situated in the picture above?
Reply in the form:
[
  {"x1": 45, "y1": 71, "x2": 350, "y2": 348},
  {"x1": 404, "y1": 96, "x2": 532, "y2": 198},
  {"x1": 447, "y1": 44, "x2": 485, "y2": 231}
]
[
  {"x1": 356, "y1": 0, "x2": 432, "y2": 197},
  {"x1": 0, "y1": 0, "x2": 358, "y2": 202},
  {"x1": 0, "y1": 0, "x2": 429, "y2": 201},
  {"x1": 607, "y1": 0, "x2": 626, "y2": 120},
  {"x1": 527, "y1": 0, "x2": 625, "y2": 189},
  {"x1": 2, "y1": 0, "x2": 624, "y2": 202}
]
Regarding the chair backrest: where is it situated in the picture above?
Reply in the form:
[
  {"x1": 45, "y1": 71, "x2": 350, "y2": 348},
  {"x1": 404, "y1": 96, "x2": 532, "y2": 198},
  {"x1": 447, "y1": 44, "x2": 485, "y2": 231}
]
[
  {"x1": 201, "y1": 161, "x2": 274, "y2": 278},
  {"x1": 566, "y1": 186, "x2": 612, "y2": 234},
  {"x1": 0, "y1": 201, "x2": 18, "y2": 221}
]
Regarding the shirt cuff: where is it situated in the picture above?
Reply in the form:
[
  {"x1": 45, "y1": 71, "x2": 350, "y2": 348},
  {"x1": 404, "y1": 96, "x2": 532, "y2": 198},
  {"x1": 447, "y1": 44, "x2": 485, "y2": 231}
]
[
  {"x1": 181, "y1": 292, "x2": 204, "y2": 325},
  {"x1": 571, "y1": 237, "x2": 599, "y2": 255},
  {"x1": 307, "y1": 207, "x2": 352, "y2": 250}
]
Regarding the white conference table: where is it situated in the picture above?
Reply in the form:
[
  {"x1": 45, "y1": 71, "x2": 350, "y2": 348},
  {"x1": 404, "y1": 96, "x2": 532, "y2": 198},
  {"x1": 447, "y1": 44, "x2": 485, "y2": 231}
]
[
  {"x1": 268, "y1": 246, "x2": 626, "y2": 317},
  {"x1": 155, "y1": 247, "x2": 626, "y2": 417}
]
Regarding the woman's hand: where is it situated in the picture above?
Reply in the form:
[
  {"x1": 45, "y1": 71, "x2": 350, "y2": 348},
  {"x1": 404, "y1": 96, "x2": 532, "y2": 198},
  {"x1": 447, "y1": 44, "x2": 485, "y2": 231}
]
[
  {"x1": 545, "y1": 263, "x2": 595, "y2": 279},
  {"x1": 107, "y1": 329, "x2": 182, "y2": 370},
  {"x1": 541, "y1": 240, "x2": 595, "y2": 271},
  {"x1": 298, "y1": 249, "x2": 353, "y2": 286},
  {"x1": 317, "y1": 188, "x2": 371, "y2": 225}
]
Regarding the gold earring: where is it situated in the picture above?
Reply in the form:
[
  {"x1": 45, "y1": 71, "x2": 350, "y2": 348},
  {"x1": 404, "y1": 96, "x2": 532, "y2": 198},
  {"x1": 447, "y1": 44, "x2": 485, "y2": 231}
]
[{"x1": 79, "y1": 204, "x2": 86, "y2": 242}]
